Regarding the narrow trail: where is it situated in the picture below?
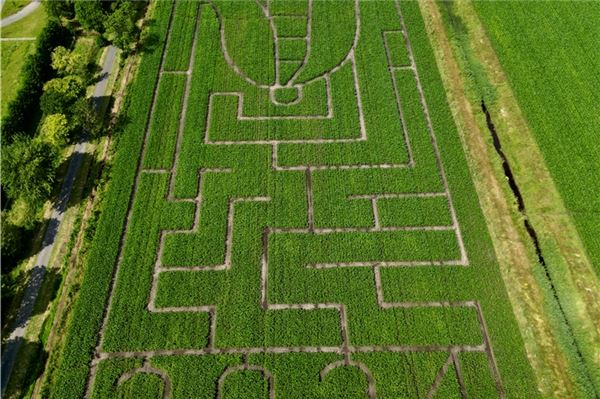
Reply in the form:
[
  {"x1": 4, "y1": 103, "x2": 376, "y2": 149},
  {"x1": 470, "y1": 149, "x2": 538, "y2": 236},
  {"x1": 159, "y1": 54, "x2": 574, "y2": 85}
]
[
  {"x1": 0, "y1": 45, "x2": 117, "y2": 396},
  {"x1": 0, "y1": 0, "x2": 40, "y2": 28}
]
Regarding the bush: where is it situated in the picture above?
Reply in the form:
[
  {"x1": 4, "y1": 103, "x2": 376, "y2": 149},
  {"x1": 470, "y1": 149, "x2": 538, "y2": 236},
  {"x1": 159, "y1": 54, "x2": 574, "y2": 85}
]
[
  {"x1": 1, "y1": 135, "x2": 60, "y2": 207},
  {"x1": 40, "y1": 75, "x2": 84, "y2": 116}
]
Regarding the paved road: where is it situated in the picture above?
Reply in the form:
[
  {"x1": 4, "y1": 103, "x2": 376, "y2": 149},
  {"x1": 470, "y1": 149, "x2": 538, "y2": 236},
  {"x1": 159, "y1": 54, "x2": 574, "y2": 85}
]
[
  {"x1": 0, "y1": 0, "x2": 40, "y2": 28},
  {"x1": 93, "y1": 46, "x2": 117, "y2": 103},
  {"x1": 0, "y1": 45, "x2": 117, "y2": 396}
]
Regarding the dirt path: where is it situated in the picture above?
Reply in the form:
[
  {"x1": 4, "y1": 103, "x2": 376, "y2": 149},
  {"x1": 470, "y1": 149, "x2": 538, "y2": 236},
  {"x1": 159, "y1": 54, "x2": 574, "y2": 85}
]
[
  {"x1": 0, "y1": 45, "x2": 117, "y2": 396},
  {"x1": 0, "y1": 0, "x2": 40, "y2": 28}
]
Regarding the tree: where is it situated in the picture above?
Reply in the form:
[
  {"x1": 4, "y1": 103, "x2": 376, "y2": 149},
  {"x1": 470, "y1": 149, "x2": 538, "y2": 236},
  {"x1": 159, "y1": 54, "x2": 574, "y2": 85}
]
[
  {"x1": 51, "y1": 46, "x2": 88, "y2": 77},
  {"x1": 72, "y1": 97, "x2": 104, "y2": 137},
  {"x1": 1, "y1": 136, "x2": 59, "y2": 207},
  {"x1": 40, "y1": 113, "x2": 71, "y2": 147},
  {"x1": 74, "y1": 0, "x2": 106, "y2": 32},
  {"x1": 43, "y1": 0, "x2": 75, "y2": 20},
  {"x1": 0, "y1": 21, "x2": 72, "y2": 143},
  {"x1": 51, "y1": 46, "x2": 72, "y2": 74},
  {"x1": 40, "y1": 75, "x2": 84, "y2": 115},
  {"x1": 103, "y1": 1, "x2": 139, "y2": 51},
  {"x1": 4, "y1": 197, "x2": 38, "y2": 229}
]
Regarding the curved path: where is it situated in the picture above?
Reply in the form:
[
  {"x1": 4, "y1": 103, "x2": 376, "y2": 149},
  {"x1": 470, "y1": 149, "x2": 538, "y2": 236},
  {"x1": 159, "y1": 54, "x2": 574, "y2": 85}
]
[
  {"x1": 0, "y1": 45, "x2": 117, "y2": 396},
  {"x1": 0, "y1": 0, "x2": 40, "y2": 28}
]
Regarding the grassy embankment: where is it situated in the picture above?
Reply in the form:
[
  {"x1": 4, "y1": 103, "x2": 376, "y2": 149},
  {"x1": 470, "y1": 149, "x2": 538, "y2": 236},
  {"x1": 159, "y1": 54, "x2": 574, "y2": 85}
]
[{"x1": 420, "y1": 1, "x2": 600, "y2": 397}]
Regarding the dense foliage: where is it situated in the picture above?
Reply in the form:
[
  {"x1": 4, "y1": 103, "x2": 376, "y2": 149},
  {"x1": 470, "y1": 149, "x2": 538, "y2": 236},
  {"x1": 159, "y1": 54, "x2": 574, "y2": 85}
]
[
  {"x1": 43, "y1": 0, "x2": 75, "y2": 20},
  {"x1": 103, "y1": 1, "x2": 140, "y2": 52},
  {"x1": 74, "y1": 0, "x2": 108, "y2": 33},
  {"x1": 1, "y1": 20, "x2": 72, "y2": 143},
  {"x1": 1, "y1": 136, "x2": 59, "y2": 207},
  {"x1": 40, "y1": 75, "x2": 85, "y2": 116}
]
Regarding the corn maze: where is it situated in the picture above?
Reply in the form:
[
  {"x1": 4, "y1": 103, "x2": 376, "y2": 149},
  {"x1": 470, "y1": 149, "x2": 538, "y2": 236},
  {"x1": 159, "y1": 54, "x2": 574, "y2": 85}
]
[{"x1": 53, "y1": 1, "x2": 538, "y2": 398}]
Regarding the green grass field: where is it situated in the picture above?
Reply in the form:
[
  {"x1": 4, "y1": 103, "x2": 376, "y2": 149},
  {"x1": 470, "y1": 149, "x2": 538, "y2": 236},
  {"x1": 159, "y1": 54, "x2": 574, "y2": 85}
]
[
  {"x1": 50, "y1": 1, "x2": 538, "y2": 397},
  {"x1": 0, "y1": 3, "x2": 46, "y2": 38},
  {"x1": 474, "y1": 2, "x2": 600, "y2": 276},
  {"x1": 1, "y1": 40, "x2": 36, "y2": 116},
  {"x1": 0, "y1": 4, "x2": 47, "y2": 117}
]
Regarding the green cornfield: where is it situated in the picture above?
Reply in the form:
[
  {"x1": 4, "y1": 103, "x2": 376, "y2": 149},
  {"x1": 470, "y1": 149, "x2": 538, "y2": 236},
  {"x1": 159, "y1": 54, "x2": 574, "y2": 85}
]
[
  {"x1": 475, "y1": 1, "x2": 600, "y2": 277},
  {"x1": 50, "y1": 1, "x2": 539, "y2": 397}
]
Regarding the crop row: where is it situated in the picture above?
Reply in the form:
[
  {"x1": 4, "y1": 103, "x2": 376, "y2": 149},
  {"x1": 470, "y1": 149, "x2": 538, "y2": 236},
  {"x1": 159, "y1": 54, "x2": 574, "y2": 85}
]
[
  {"x1": 393, "y1": 2, "x2": 539, "y2": 396},
  {"x1": 163, "y1": 1, "x2": 198, "y2": 72},
  {"x1": 143, "y1": 73, "x2": 186, "y2": 169},
  {"x1": 49, "y1": 2, "x2": 175, "y2": 398}
]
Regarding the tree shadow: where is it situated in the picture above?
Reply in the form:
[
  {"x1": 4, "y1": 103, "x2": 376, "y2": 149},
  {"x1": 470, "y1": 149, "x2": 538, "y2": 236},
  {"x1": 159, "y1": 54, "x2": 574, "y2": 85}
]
[
  {"x1": 92, "y1": 94, "x2": 115, "y2": 117},
  {"x1": 87, "y1": 65, "x2": 108, "y2": 86},
  {"x1": 1, "y1": 267, "x2": 61, "y2": 341},
  {"x1": 1, "y1": 148, "x2": 103, "y2": 325},
  {"x1": 137, "y1": 31, "x2": 160, "y2": 55},
  {"x1": 52, "y1": 149, "x2": 104, "y2": 212},
  {"x1": 110, "y1": 104, "x2": 132, "y2": 133},
  {"x1": 1, "y1": 336, "x2": 49, "y2": 399},
  {"x1": 1, "y1": 221, "x2": 40, "y2": 275}
]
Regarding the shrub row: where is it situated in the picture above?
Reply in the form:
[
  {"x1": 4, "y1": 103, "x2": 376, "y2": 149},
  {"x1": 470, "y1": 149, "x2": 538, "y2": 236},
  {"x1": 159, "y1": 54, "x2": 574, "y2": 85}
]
[{"x1": 1, "y1": 21, "x2": 73, "y2": 143}]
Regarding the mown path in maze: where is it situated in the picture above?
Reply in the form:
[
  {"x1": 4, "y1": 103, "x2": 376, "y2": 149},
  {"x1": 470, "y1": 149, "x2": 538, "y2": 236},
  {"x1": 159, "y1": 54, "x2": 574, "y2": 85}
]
[{"x1": 52, "y1": 1, "x2": 539, "y2": 398}]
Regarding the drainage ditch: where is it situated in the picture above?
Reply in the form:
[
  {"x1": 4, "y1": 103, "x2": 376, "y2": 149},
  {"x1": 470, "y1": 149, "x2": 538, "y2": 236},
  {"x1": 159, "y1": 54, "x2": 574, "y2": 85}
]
[{"x1": 480, "y1": 99, "x2": 594, "y2": 390}]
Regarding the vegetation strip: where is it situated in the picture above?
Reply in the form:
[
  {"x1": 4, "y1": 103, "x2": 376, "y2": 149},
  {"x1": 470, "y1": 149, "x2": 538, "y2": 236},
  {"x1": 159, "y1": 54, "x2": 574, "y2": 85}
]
[
  {"x1": 417, "y1": 2, "x2": 582, "y2": 396},
  {"x1": 51, "y1": 2, "x2": 176, "y2": 397},
  {"x1": 474, "y1": 1, "x2": 600, "y2": 276},
  {"x1": 465, "y1": 2, "x2": 600, "y2": 394},
  {"x1": 481, "y1": 99, "x2": 594, "y2": 392}
]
